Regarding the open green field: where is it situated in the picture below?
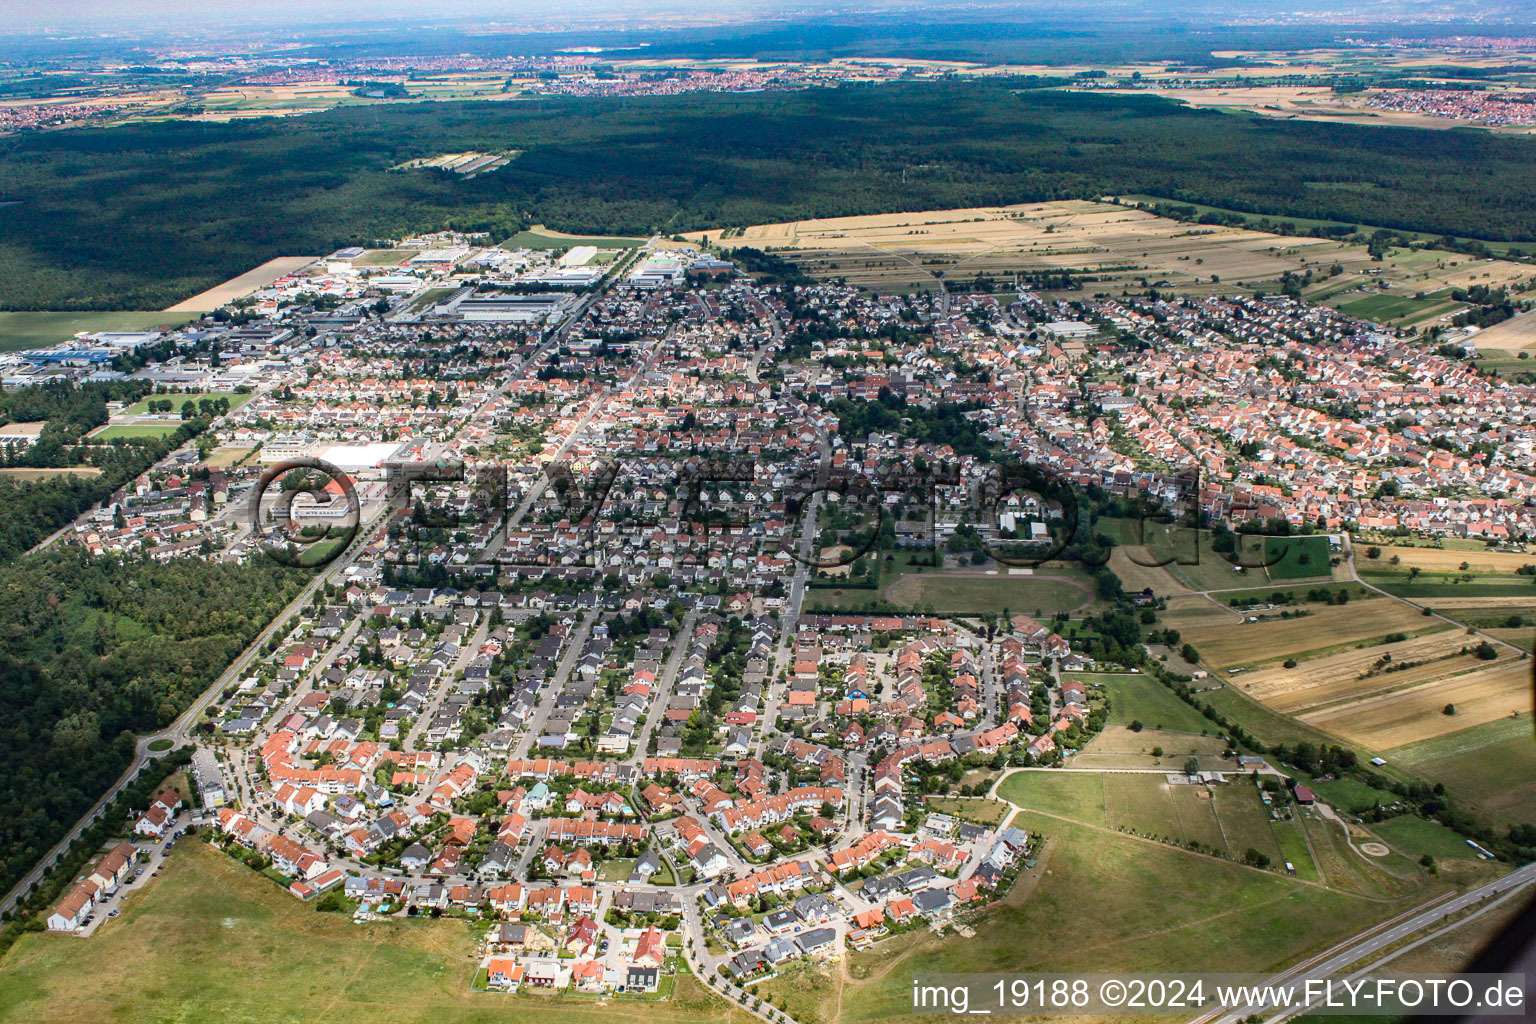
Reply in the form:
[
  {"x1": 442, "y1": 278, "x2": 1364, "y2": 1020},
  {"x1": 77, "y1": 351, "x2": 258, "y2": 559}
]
[
  {"x1": 1136, "y1": 522, "x2": 1334, "y2": 592},
  {"x1": 1361, "y1": 577, "x2": 1536, "y2": 599},
  {"x1": 884, "y1": 571, "x2": 1094, "y2": 615},
  {"x1": 120, "y1": 392, "x2": 252, "y2": 416},
  {"x1": 1303, "y1": 776, "x2": 1399, "y2": 815},
  {"x1": 1386, "y1": 715, "x2": 1536, "y2": 827},
  {"x1": 1096, "y1": 672, "x2": 1219, "y2": 735},
  {"x1": 1263, "y1": 535, "x2": 1332, "y2": 580},
  {"x1": 0, "y1": 840, "x2": 746, "y2": 1024},
  {"x1": 1370, "y1": 816, "x2": 1480, "y2": 863},
  {"x1": 0, "y1": 311, "x2": 193, "y2": 353},
  {"x1": 814, "y1": 811, "x2": 1446, "y2": 1024},
  {"x1": 1199, "y1": 684, "x2": 1344, "y2": 750},
  {"x1": 997, "y1": 770, "x2": 1285, "y2": 865},
  {"x1": 1272, "y1": 821, "x2": 1321, "y2": 882},
  {"x1": 90, "y1": 423, "x2": 181, "y2": 440}
]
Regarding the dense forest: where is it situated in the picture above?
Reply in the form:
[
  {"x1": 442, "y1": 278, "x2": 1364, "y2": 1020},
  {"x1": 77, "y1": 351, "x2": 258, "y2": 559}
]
[
  {"x1": 0, "y1": 551, "x2": 304, "y2": 901},
  {"x1": 1, "y1": 82, "x2": 1535, "y2": 309}
]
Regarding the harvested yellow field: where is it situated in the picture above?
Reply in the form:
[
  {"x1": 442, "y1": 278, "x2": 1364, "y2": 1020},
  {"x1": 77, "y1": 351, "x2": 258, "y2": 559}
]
[
  {"x1": 704, "y1": 199, "x2": 1536, "y2": 302},
  {"x1": 1365, "y1": 546, "x2": 1536, "y2": 574},
  {"x1": 1463, "y1": 310, "x2": 1536, "y2": 352},
  {"x1": 1159, "y1": 594, "x2": 1243, "y2": 628},
  {"x1": 1107, "y1": 545, "x2": 1191, "y2": 596},
  {"x1": 1414, "y1": 596, "x2": 1536, "y2": 611},
  {"x1": 166, "y1": 256, "x2": 317, "y2": 312},
  {"x1": 1300, "y1": 659, "x2": 1535, "y2": 750},
  {"x1": 1182, "y1": 600, "x2": 1431, "y2": 669},
  {"x1": 1237, "y1": 629, "x2": 1477, "y2": 714},
  {"x1": 0, "y1": 466, "x2": 102, "y2": 480}
]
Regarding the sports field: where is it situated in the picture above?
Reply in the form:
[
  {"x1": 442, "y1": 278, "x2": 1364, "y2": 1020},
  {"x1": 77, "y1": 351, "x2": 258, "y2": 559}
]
[
  {"x1": 883, "y1": 570, "x2": 1094, "y2": 615},
  {"x1": 0, "y1": 840, "x2": 745, "y2": 1024},
  {"x1": 89, "y1": 424, "x2": 181, "y2": 440},
  {"x1": 121, "y1": 392, "x2": 252, "y2": 416}
]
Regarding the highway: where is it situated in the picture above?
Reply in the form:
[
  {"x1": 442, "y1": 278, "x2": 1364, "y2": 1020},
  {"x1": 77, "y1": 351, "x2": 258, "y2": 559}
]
[{"x1": 1197, "y1": 860, "x2": 1536, "y2": 1024}]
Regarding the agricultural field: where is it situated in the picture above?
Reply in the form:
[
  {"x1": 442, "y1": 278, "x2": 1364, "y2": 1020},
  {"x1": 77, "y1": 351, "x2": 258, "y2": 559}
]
[
  {"x1": 1359, "y1": 544, "x2": 1536, "y2": 576},
  {"x1": 1077, "y1": 673, "x2": 1230, "y2": 766},
  {"x1": 1386, "y1": 715, "x2": 1536, "y2": 827},
  {"x1": 0, "y1": 311, "x2": 194, "y2": 353},
  {"x1": 882, "y1": 570, "x2": 1094, "y2": 615},
  {"x1": 500, "y1": 226, "x2": 649, "y2": 250},
  {"x1": 699, "y1": 199, "x2": 1536, "y2": 308},
  {"x1": 164, "y1": 256, "x2": 318, "y2": 312},
  {"x1": 1298, "y1": 658, "x2": 1533, "y2": 751},
  {"x1": 1357, "y1": 543, "x2": 1536, "y2": 602},
  {"x1": 0, "y1": 839, "x2": 745, "y2": 1024},
  {"x1": 1178, "y1": 597, "x2": 1427, "y2": 670},
  {"x1": 0, "y1": 466, "x2": 102, "y2": 480},
  {"x1": 1233, "y1": 627, "x2": 1473, "y2": 714}
]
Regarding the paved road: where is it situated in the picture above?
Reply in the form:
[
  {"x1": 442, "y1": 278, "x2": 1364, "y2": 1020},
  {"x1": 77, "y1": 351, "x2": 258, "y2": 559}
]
[
  {"x1": 510, "y1": 610, "x2": 599, "y2": 760},
  {"x1": 0, "y1": 506, "x2": 388, "y2": 919},
  {"x1": 1198, "y1": 859, "x2": 1536, "y2": 1024},
  {"x1": 633, "y1": 611, "x2": 701, "y2": 758}
]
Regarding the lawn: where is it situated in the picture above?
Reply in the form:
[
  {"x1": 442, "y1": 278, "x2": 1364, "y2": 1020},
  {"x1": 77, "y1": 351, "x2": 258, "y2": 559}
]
[
  {"x1": 0, "y1": 841, "x2": 748, "y2": 1024},
  {"x1": 830, "y1": 811, "x2": 1443, "y2": 1024},
  {"x1": 0, "y1": 311, "x2": 194, "y2": 353},
  {"x1": 995, "y1": 771, "x2": 1106, "y2": 823},
  {"x1": 121, "y1": 392, "x2": 252, "y2": 416}
]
